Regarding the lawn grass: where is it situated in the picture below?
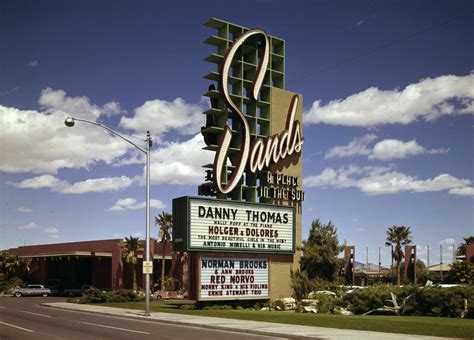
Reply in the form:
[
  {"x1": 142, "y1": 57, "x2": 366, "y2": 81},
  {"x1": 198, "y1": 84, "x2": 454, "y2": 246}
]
[{"x1": 97, "y1": 300, "x2": 474, "y2": 338}]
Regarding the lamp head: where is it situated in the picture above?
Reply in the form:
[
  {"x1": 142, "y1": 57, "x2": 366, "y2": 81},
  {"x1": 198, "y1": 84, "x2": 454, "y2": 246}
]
[{"x1": 64, "y1": 117, "x2": 75, "y2": 127}]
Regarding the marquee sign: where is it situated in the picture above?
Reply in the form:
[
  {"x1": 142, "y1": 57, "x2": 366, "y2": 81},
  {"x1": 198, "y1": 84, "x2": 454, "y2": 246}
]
[
  {"x1": 172, "y1": 196, "x2": 295, "y2": 253},
  {"x1": 198, "y1": 257, "x2": 269, "y2": 300}
]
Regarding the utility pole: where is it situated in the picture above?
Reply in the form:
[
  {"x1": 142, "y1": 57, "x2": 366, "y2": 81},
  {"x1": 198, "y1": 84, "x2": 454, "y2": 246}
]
[
  {"x1": 366, "y1": 246, "x2": 368, "y2": 266},
  {"x1": 427, "y1": 245, "x2": 430, "y2": 267},
  {"x1": 440, "y1": 244, "x2": 443, "y2": 281},
  {"x1": 378, "y1": 246, "x2": 381, "y2": 275}
]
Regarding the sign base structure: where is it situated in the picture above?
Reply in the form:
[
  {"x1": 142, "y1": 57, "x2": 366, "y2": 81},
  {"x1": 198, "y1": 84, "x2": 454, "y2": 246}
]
[
  {"x1": 173, "y1": 18, "x2": 304, "y2": 301},
  {"x1": 173, "y1": 195, "x2": 301, "y2": 301}
]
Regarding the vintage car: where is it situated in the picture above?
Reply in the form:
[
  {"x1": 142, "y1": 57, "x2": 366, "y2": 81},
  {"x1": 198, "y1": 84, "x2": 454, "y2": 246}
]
[{"x1": 11, "y1": 284, "x2": 51, "y2": 297}]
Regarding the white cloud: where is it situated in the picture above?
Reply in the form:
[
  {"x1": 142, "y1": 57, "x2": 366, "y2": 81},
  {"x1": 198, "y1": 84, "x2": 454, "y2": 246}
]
[
  {"x1": 1, "y1": 89, "x2": 209, "y2": 179},
  {"x1": 325, "y1": 134, "x2": 376, "y2": 159},
  {"x1": 43, "y1": 227, "x2": 59, "y2": 235},
  {"x1": 107, "y1": 197, "x2": 166, "y2": 211},
  {"x1": 325, "y1": 134, "x2": 448, "y2": 160},
  {"x1": 303, "y1": 165, "x2": 473, "y2": 196},
  {"x1": 448, "y1": 187, "x2": 474, "y2": 196},
  {"x1": 17, "y1": 222, "x2": 40, "y2": 230},
  {"x1": 146, "y1": 134, "x2": 214, "y2": 185},
  {"x1": 17, "y1": 222, "x2": 59, "y2": 238},
  {"x1": 369, "y1": 139, "x2": 447, "y2": 160},
  {"x1": 39, "y1": 88, "x2": 122, "y2": 119},
  {"x1": 304, "y1": 73, "x2": 474, "y2": 126},
  {"x1": 119, "y1": 97, "x2": 206, "y2": 137},
  {"x1": 9, "y1": 175, "x2": 138, "y2": 194},
  {"x1": 0, "y1": 101, "x2": 130, "y2": 174},
  {"x1": 440, "y1": 238, "x2": 456, "y2": 246},
  {"x1": 17, "y1": 206, "x2": 33, "y2": 213},
  {"x1": 27, "y1": 60, "x2": 38, "y2": 67}
]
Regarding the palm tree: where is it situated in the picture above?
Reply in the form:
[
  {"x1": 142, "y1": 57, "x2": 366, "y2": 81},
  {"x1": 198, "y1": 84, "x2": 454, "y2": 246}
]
[
  {"x1": 0, "y1": 252, "x2": 26, "y2": 280},
  {"x1": 385, "y1": 226, "x2": 412, "y2": 286},
  {"x1": 155, "y1": 211, "x2": 172, "y2": 291},
  {"x1": 118, "y1": 236, "x2": 142, "y2": 291}
]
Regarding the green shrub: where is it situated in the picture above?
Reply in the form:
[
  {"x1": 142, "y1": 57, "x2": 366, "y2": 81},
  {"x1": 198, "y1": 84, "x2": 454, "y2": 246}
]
[
  {"x1": 202, "y1": 304, "x2": 233, "y2": 310},
  {"x1": 344, "y1": 284, "x2": 474, "y2": 318},
  {"x1": 79, "y1": 287, "x2": 107, "y2": 304},
  {"x1": 405, "y1": 285, "x2": 474, "y2": 318},
  {"x1": 106, "y1": 289, "x2": 142, "y2": 303},
  {"x1": 0, "y1": 277, "x2": 23, "y2": 293},
  {"x1": 180, "y1": 303, "x2": 197, "y2": 310},
  {"x1": 106, "y1": 294, "x2": 128, "y2": 303}
]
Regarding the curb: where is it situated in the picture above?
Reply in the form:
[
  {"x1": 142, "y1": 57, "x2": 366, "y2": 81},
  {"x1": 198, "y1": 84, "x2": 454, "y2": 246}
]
[{"x1": 41, "y1": 303, "x2": 310, "y2": 339}]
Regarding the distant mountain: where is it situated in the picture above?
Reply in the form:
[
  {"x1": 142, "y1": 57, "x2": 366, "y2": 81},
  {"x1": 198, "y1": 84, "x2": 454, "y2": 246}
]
[{"x1": 354, "y1": 261, "x2": 389, "y2": 272}]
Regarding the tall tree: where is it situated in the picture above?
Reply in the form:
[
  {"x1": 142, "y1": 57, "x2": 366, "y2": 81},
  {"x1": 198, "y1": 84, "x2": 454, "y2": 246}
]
[
  {"x1": 456, "y1": 236, "x2": 474, "y2": 262},
  {"x1": 299, "y1": 219, "x2": 345, "y2": 282},
  {"x1": 385, "y1": 225, "x2": 412, "y2": 286},
  {"x1": 0, "y1": 252, "x2": 26, "y2": 280},
  {"x1": 155, "y1": 211, "x2": 172, "y2": 291},
  {"x1": 118, "y1": 236, "x2": 142, "y2": 291}
]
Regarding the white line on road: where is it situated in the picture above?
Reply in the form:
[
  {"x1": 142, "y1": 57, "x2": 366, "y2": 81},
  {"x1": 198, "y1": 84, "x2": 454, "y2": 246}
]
[
  {"x1": 78, "y1": 321, "x2": 151, "y2": 334},
  {"x1": 0, "y1": 321, "x2": 34, "y2": 333},
  {"x1": 0, "y1": 306, "x2": 6, "y2": 308},
  {"x1": 21, "y1": 310, "x2": 52, "y2": 318}
]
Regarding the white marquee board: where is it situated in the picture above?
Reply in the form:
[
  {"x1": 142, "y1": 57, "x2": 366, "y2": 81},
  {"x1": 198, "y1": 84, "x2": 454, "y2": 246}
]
[
  {"x1": 187, "y1": 197, "x2": 295, "y2": 253},
  {"x1": 199, "y1": 256, "x2": 269, "y2": 300}
]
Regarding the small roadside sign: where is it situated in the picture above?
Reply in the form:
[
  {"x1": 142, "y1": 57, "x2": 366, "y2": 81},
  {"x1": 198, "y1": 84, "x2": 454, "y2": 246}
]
[{"x1": 142, "y1": 260, "x2": 153, "y2": 274}]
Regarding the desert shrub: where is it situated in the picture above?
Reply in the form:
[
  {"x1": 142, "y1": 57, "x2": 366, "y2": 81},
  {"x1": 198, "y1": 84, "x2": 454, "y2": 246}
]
[
  {"x1": 290, "y1": 269, "x2": 314, "y2": 300},
  {"x1": 344, "y1": 285, "x2": 411, "y2": 314},
  {"x1": 79, "y1": 287, "x2": 107, "y2": 304},
  {"x1": 344, "y1": 284, "x2": 474, "y2": 318},
  {"x1": 106, "y1": 289, "x2": 142, "y2": 303},
  {"x1": 180, "y1": 303, "x2": 197, "y2": 310},
  {"x1": 202, "y1": 304, "x2": 233, "y2": 310},
  {"x1": 315, "y1": 293, "x2": 333, "y2": 313},
  {"x1": 404, "y1": 285, "x2": 474, "y2": 318},
  {"x1": 273, "y1": 299, "x2": 286, "y2": 311},
  {"x1": 106, "y1": 294, "x2": 128, "y2": 303},
  {"x1": 0, "y1": 276, "x2": 23, "y2": 293}
]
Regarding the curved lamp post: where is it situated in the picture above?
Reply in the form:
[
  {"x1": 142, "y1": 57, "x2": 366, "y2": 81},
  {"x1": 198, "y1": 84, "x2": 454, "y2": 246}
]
[{"x1": 64, "y1": 116, "x2": 153, "y2": 316}]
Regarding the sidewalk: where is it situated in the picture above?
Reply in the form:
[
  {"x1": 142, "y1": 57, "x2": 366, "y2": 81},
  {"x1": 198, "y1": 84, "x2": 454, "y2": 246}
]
[{"x1": 42, "y1": 302, "x2": 446, "y2": 340}]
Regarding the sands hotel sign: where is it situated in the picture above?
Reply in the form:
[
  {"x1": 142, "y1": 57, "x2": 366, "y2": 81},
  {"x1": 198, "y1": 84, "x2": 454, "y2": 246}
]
[{"x1": 173, "y1": 18, "x2": 304, "y2": 301}]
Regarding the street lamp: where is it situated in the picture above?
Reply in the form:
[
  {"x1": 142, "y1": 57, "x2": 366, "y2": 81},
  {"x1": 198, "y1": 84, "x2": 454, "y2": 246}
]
[{"x1": 64, "y1": 116, "x2": 153, "y2": 316}]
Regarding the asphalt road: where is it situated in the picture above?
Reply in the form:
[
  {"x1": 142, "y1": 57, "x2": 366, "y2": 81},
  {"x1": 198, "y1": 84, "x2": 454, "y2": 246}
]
[{"x1": 0, "y1": 296, "x2": 280, "y2": 340}]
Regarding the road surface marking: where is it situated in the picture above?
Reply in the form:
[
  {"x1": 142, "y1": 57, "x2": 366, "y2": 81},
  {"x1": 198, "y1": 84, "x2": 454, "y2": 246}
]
[
  {"x1": 78, "y1": 321, "x2": 151, "y2": 334},
  {"x1": 0, "y1": 321, "x2": 34, "y2": 333},
  {"x1": 0, "y1": 306, "x2": 6, "y2": 308},
  {"x1": 22, "y1": 310, "x2": 52, "y2": 318}
]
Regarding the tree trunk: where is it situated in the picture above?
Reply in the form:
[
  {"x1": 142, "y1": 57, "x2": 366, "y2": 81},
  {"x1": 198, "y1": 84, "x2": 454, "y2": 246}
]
[
  {"x1": 396, "y1": 261, "x2": 401, "y2": 287},
  {"x1": 132, "y1": 264, "x2": 137, "y2": 291},
  {"x1": 161, "y1": 240, "x2": 166, "y2": 291}
]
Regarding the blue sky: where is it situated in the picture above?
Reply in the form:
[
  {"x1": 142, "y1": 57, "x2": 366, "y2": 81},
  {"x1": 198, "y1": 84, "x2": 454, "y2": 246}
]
[{"x1": 1, "y1": 0, "x2": 472, "y2": 266}]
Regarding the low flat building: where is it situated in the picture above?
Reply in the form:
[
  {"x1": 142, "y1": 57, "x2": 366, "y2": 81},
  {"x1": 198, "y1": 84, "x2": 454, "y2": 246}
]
[{"x1": 7, "y1": 239, "x2": 181, "y2": 291}]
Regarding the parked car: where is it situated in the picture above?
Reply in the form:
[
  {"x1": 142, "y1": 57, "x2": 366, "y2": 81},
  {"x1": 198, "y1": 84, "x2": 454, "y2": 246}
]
[{"x1": 11, "y1": 284, "x2": 51, "y2": 297}]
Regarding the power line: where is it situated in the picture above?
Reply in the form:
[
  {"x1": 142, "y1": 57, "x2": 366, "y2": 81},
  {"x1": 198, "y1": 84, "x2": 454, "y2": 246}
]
[{"x1": 287, "y1": 12, "x2": 473, "y2": 86}]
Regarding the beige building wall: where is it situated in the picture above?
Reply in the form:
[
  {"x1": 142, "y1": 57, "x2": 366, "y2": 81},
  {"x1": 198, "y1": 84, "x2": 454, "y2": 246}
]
[{"x1": 268, "y1": 87, "x2": 303, "y2": 299}]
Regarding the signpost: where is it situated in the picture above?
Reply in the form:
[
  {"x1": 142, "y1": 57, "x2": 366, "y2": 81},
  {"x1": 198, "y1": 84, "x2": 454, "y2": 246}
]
[{"x1": 142, "y1": 261, "x2": 153, "y2": 274}]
